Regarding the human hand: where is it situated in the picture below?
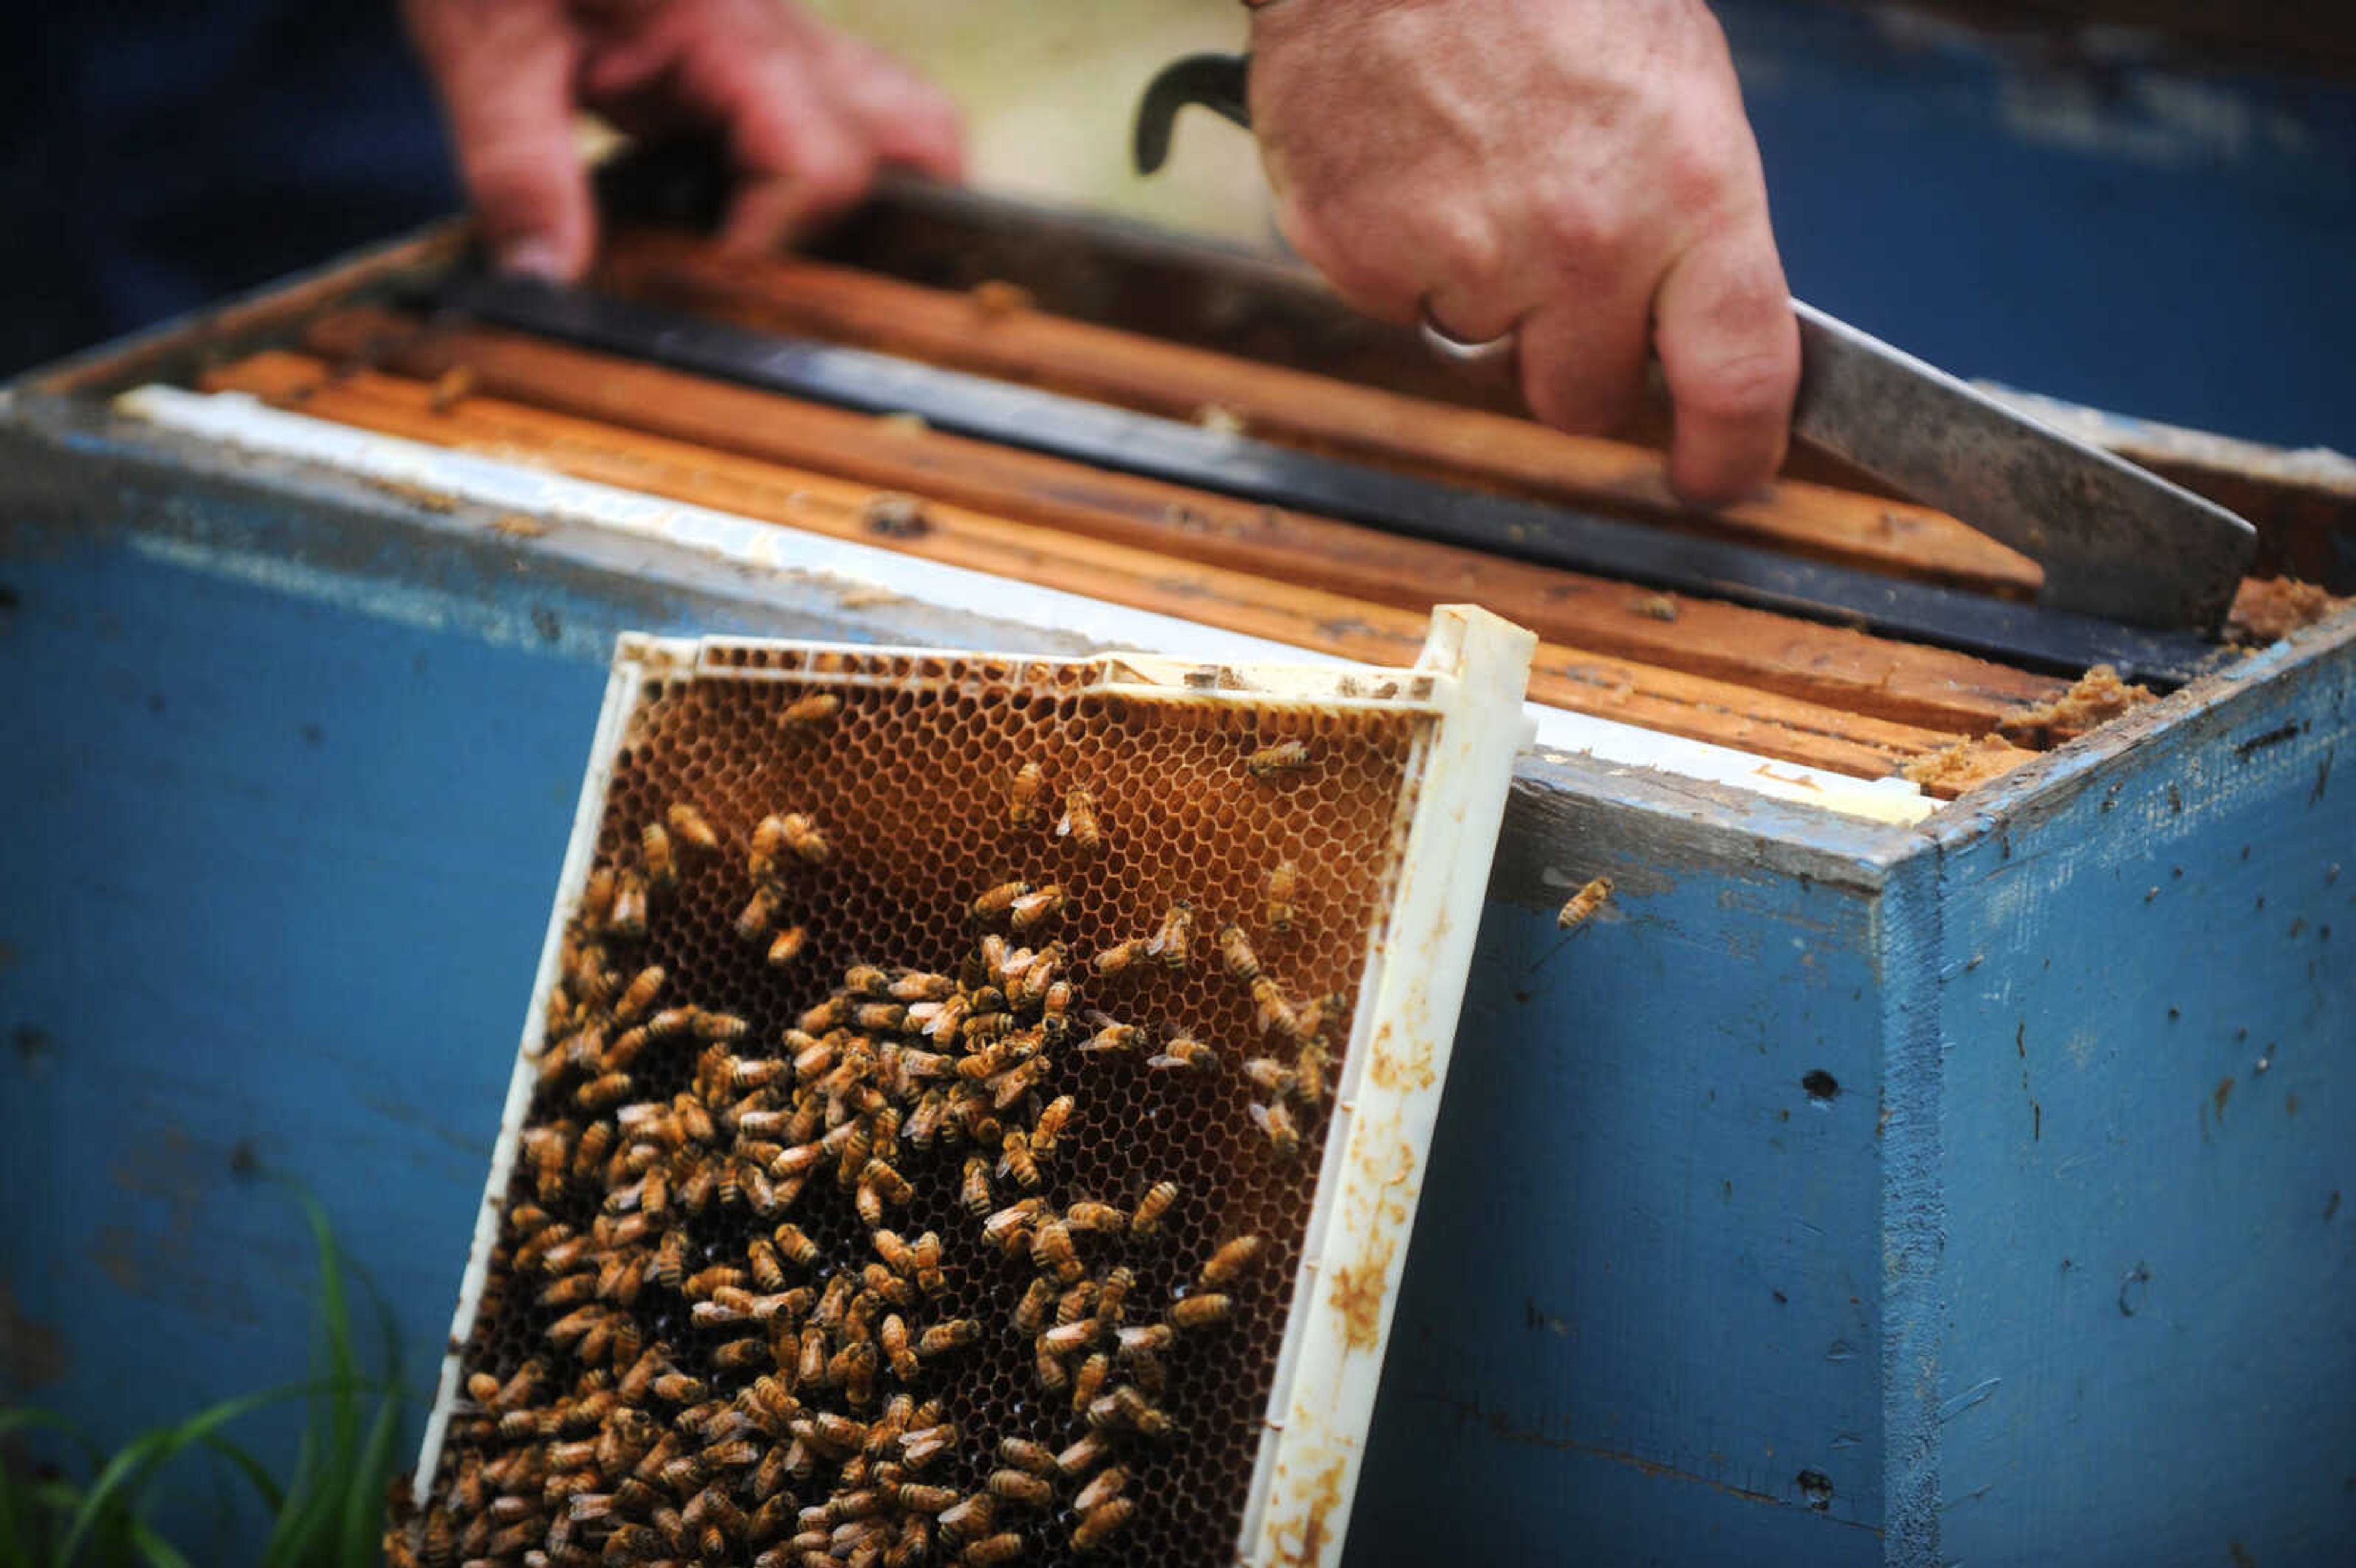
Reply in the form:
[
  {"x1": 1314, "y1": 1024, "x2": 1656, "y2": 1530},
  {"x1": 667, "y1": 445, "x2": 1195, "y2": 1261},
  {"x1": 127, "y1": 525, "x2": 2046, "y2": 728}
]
[
  {"x1": 403, "y1": 0, "x2": 964, "y2": 283},
  {"x1": 1248, "y1": 0, "x2": 1797, "y2": 505}
]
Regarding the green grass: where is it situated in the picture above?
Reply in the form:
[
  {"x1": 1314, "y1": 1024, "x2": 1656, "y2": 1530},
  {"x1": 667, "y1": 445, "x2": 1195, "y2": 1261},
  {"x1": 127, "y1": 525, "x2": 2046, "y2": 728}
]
[{"x1": 0, "y1": 1188, "x2": 407, "y2": 1568}]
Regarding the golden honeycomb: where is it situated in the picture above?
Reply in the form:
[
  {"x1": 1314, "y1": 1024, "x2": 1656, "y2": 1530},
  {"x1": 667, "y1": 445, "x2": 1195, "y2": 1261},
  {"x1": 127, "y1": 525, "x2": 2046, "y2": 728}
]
[{"x1": 402, "y1": 645, "x2": 1436, "y2": 1568}]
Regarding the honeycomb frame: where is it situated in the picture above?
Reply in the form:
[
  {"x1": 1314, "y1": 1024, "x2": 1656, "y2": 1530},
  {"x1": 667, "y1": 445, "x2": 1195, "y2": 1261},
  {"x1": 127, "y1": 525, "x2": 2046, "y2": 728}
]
[{"x1": 411, "y1": 606, "x2": 1534, "y2": 1568}]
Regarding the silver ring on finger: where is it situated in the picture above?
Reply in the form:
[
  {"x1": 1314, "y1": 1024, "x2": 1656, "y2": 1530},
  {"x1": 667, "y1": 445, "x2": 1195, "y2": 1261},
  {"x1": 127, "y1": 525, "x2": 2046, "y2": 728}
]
[{"x1": 1417, "y1": 298, "x2": 1519, "y2": 364}]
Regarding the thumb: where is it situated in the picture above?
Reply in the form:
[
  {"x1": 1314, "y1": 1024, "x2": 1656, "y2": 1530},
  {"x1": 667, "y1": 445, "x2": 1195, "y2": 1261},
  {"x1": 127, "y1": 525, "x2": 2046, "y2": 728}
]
[{"x1": 404, "y1": 0, "x2": 594, "y2": 280}]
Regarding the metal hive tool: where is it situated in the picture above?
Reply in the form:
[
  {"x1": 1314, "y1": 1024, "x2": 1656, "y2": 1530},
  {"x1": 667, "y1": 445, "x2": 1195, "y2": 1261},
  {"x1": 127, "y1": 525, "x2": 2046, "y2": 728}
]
[{"x1": 404, "y1": 607, "x2": 1534, "y2": 1568}]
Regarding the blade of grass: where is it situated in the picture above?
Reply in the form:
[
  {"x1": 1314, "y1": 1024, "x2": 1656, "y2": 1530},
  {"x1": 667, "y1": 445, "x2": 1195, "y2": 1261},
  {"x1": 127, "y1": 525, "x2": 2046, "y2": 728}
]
[
  {"x1": 125, "y1": 1516, "x2": 194, "y2": 1568},
  {"x1": 194, "y1": 1435, "x2": 284, "y2": 1518},
  {"x1": 333, "y1": 1393, "x2": 401, "y2": 1568},
  {"x1": 57, "y1": 1386, "x2": 298, "y2": 1566}
]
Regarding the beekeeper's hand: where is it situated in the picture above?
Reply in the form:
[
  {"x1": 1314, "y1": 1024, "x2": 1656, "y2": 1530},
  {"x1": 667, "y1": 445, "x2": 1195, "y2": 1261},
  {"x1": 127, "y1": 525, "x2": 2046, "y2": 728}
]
[
  {"x1": 404, "y1": 0, "x2": 964, "y2": 283},
  {"x1": 1250, "y1": 0, "x2": 1797, "y2": 504}
]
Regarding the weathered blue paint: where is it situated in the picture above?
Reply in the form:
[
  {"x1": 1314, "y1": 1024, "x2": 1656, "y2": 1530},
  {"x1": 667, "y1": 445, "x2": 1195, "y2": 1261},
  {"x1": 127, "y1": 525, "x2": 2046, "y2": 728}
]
[
  {"x1": 1356, "y1": 866, "x2": 1895, "y2": 1563},
  {"x1": 1722, "y1": 2, "x2": 2356, "y2": 452},
  {"x1": 1922, "y1": 645, "x2": 2355, "y2": 1565}
]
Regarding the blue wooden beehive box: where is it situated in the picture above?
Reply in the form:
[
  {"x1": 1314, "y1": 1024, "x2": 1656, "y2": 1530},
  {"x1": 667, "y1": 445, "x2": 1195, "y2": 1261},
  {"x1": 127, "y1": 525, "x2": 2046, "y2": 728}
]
[{"x1": 5, "y1": 34, "x2": 2354, "y2": 1562}]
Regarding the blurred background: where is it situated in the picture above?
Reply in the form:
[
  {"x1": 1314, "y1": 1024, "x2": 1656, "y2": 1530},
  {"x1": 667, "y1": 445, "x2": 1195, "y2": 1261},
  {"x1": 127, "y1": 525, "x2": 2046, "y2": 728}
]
[
  {"x1": 2, "y1": 1, "x2": 2355, "y2": 1561},
  {"x1": 6, "y1": 1, "x2": 2355, "y2": 446}
]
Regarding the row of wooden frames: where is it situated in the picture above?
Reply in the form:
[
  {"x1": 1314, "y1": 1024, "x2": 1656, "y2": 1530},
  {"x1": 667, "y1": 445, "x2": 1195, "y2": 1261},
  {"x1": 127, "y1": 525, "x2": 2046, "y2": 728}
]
[{"x1": 202, "y1": 227, "x2": 2207, "y2": 799}]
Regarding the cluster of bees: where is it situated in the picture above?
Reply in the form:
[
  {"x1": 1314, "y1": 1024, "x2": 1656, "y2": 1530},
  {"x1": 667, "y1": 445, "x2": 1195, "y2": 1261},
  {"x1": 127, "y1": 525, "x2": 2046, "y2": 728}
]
[{"x1": 397, "y1": 732, "x2": 1342, "y2": 1568}]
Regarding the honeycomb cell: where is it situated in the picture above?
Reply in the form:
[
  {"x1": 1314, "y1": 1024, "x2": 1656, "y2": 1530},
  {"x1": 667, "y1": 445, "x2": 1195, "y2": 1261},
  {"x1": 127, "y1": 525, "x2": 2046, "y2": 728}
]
[{"x1": 398, "y1": 648, "x2": 1433, "y2": 1568}]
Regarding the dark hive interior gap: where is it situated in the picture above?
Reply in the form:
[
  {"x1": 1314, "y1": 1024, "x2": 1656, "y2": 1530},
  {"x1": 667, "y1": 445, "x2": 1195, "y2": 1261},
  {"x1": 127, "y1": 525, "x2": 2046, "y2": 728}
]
[{"x1": 402, "y1": 651, "x2": 1432, "y2": 1568}]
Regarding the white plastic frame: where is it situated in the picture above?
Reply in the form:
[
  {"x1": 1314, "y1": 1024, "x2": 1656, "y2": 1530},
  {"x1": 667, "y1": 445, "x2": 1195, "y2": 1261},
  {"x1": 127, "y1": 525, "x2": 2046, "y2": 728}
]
[{"x1": 406, "y1": 606, "x2": 1533, "y2": 1566}]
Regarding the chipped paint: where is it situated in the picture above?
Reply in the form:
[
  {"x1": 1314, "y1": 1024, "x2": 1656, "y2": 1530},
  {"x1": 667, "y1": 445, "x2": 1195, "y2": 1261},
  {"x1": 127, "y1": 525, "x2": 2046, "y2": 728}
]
[{"x1": 0, "y1": 1282, "x2": 69, "y2": 1389}]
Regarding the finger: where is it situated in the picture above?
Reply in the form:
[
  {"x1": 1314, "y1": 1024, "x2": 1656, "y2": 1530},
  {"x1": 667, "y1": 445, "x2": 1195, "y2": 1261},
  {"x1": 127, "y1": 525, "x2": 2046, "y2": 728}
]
[
  {"x1": 718, "y1": 67, "x2": 876, "y2": 253},
  {"x1": 822, "y1": 39, "x2": 966, "y2": 183},
  {"x1": 1514, "y1": 272, "x2": 1657, "y2": 437},
  {"x1": 406, "y1": 0, "x2": 592, "y2": 280},
  {"x1": 1652, "y1": 213, "x2": 1800, "y2": 505}
]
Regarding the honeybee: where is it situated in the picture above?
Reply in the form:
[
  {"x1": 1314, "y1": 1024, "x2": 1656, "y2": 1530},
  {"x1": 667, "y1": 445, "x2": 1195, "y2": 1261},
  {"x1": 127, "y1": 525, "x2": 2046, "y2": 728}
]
[
  {"x1": 1557, "y1": 874, "x2": 1615, "y2": 931},
  {"x1": 971, "y1": 880, "x2": 1029, "y2": 921},
  {"x1": 849, "y1": 1001, "x2": 903, "y2": 1034},
  {"x1": 640, "y1": 1163, "x2": 670, "y2": 1220},
  {"x1": 647, "y1": 1005, "x2": 697, "y2": 1040},
  {"x1": 800, "y1": 996, "x2": 850, "y2": 1033},
  {"x1": 963, "y1": 1532, "x2": 1025, "y2": 1566},
  {"x1": 917, "y1": 1318, "x2": 979, "y2": 1357},
  {"x1": 1007, "y1": 762, "x2": 1045, "y2": 829},
  {"x1": 1130, "y1": 1180, "x2": 1177, "y2": 1237},
  {"x1": 1263, "y1": 856, "x2": 1300, "y2": 928},
  {"x1": 1091, "y1": 939, "x2": 1149, "y2": 978},
  {"x1": 580, "y1": 864, "x2": 618, "y2": 924},
  {"x1": 694, "y1": 1009, "x2": 750, "y2": 1043},
  {"x1": 1201, "y1": 1234, "x2": 1265, "y2": 1286},
  {"x1": 1063, "y1": 1201, "x2": 1125, "y2": 1234},
  {"x1": 602, "y1": 1024, "x2": 650, "y2": 1074},
  {"x1": 748, "y1": 813, "x2": 789, "y2": 878},
  {"x1": 1169, "y1": 1291, "x2": 1232, "y2": 1329},
  {"x1": 771, "y1": 1223, "x2": 818, "y2": 1267},
  {"x1": 710, "y1": 1337, "x2": 769, "y2": 1373},
  {"x1": 1112, "y1": 1385, "x2": 1173, "y2": 1438},
  {"x1": 982, "y1": 1131, "x2": 1031, "y2": 1191},
  {"x1": 1250, "y1": 975, "x2": 1301, "y2": 1041},
  {"x1": 982, "y1": 1197, "x2": 1044, "y2": 1252},
  {"x1": 576, "y1": 1071, "x2": 632, "y2": 1110},
  {"x1": 1055, "y1": 788, "x2": 1101, "y2": 855},
  {"x1": 879, "y1": 1314, "x2": 918, "y2": 1379},
  {"x1": 641, "y1": 822, "x2": 676, "y2": 887},
  {"x1": 780, "y1": 813, "x2": 829, "y2": 866},
  {"x1": 1054, "y1": 1432, "x2": 1109, "y2": 1477},
  {"x1": 1007, "y1": 885, "x2": 1064, "y2": 932},
  {"x1": 1072, "y1": 1466, "x2": 1128, "y2": 1514},
  {"x1": 895, "y1": 1482, "x2": 960, "y2": 1515},
  {"x1": 1039, "y1": 1319, "x2": 1095, "y2": 1355},
  {"x1": 863, "y1": 1158, "x2": 914, "y2": 1205},
  {"x1": 1246, "y1": 739, "x2": 1312, "y2": 777},
  {"x1": 1148, "y1": 901, "x2": 1194, "y2": 967},
  {"x1": 613, "y1": 964, "x2": 665, "y2": 1023},
  {"x1": 744, "y1": 1238, "x2": 786, "y2": 1291},
  {"x1": 1079, "y1": 1014, "x2": 1144, "y2": 1055},
  {"x1": 1053, "y1": 1281, "x2": 1098, "y2": 1328},
  {"x1": 1032, "y1": 1095, "x2": 1074, "y2": 1154},
  {"x1": 1115, "y1": 1323, "x2": 1173, "y2": 1361},
  {"x1": 987, "y1": 1469, "x2": 1052, "y2": 1507},
  {"x1": 990, "y1": 1057, "x2": 1049, "y2": 1112},
  {"x1": 1249, "y1": 1099, "x2": 1301, "y2": 1159},
  {"x1": 1209, "y1": 919, "x2": 1261, "y2": 980},
  {"x1": 1012, "y1": 1276, "x2": 1057, "y2": 1335},
  {"x1": 1071, "y1": 1496, "x2": 1134, "y2": 1551},
  {"x1": 912, "y1": 1231, "x2": 945, "y2": 1297},
  {"x1": 1148, "y1": 1030, "x2": 1218, "y2": 1074},
  {"x1": 1032, "y1": 1219, "x2": 1082, "y2": 1282},
  {"x1": 1033, "y1": 1342, "x2": 1069, "y2": 1393},
  {"x1": 890, "y1": 970, "x2": 955, "y2": 1003},
  {"x1": 1096, "y1": 1266, "x2": 1134, "y2": 1325},
  {"x1": 782, "y1": 691, "x2": 841, "y2": 728},
  {"x1": 1294, "y1": 1034, "x2": 1331, "y2": 1108},
  {"x1": 961, "y1": 1155, "x2": 993, "y2": 1216},
  {"x1": 684, "y1": 1265, "x2": 747, "y2": 1299},
  {"x1": 763, "y1": 924, "x2": 807, "y2": 967},
  {"x1": 667, "y1": 802, "x2": 720, "y2": 853},
  {"x1": 609, "y1": 870, "x2": 649, "y2": 939},
  {"x1": 937, "y1": 1493, "x2": 995, "y2": 1546},
  {"x1": 1242, "y1": 1056, "x2": 1294, "y2": 1096},
  {"x1": 735, "y1": 882, "x2": 782, "y2": 941},
  {"x1": 1069, "y1": 1352, "x2": 1109, "y2": 1413}
]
